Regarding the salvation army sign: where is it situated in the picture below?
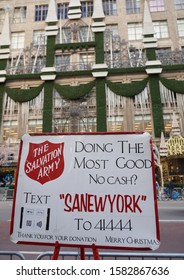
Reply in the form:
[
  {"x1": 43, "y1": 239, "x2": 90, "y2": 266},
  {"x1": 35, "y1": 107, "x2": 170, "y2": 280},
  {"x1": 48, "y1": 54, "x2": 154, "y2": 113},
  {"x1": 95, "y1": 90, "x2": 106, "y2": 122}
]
[
  {"x1": 10, "y1": 132, "x2": 160, "y2": 250},
  {"x1": 24, "y1": 141, "x2": 64, "y2": 185}
]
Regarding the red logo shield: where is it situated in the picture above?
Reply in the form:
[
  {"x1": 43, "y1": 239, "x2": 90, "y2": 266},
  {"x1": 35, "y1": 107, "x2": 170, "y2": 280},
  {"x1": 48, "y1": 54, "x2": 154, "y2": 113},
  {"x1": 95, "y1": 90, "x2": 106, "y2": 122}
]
[{"x1": 24, "y1": 141, "x2": 65, "y2": 185}]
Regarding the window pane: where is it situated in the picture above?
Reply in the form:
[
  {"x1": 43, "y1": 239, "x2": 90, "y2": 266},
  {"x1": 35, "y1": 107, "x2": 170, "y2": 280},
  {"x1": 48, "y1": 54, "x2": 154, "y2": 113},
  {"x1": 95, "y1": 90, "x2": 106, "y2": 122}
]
[
  {"x1": 81, "y1": 1, "x2": 93, "y2": 17},
  {"x1": 126, "y1": 0, "x2": 141, "y2": 14},
  {"x1": 79, "y1": 52, "x2": 95, "y2": 70},
  {"x1": 106, "y1": 24, "x2": 118, "y2": 34},
  {"x1": 149, "y1": 0, "x2": 165, "y2": 12},
  {"x1": 35, "y1": 5, "x2": 48, "y2": 21},
  {"x1": 13, "y1": 7, "x2": 27, "y2": 23},
  {"x1": 11, "y1": 32, "x2": 25, "y2": 49},
  {"x1": 55, "y1": 55, "x2": 70, "y2": 71},
  {"x1": 57, "y1": 3, "x2": 68, "y2": 19},
  {"x1": 102, "y1": 0, "x2": 117, "y2": 16},
  {"x1": 175, "y1": 0, "x2": 184, "y2": 10},
  {"x1": 153, "y1": 21, "x2": 169, "y2": 38},
  {"x1": 128, "y1": 23, "x2": 142, "y2": 40},
  {"x1": 177, "y1": 19, "x2": 184, "y2": 36},
  {"x1": 33, "y1": 30, "x2": 46, "y2": 45}
]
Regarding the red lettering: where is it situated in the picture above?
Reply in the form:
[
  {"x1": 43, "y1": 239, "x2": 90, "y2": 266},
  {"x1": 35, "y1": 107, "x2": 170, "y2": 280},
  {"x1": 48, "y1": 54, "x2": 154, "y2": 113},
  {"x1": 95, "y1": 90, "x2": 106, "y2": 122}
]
[{"x1": 60, "y1": 193, "x2": 145, "y2": 213}]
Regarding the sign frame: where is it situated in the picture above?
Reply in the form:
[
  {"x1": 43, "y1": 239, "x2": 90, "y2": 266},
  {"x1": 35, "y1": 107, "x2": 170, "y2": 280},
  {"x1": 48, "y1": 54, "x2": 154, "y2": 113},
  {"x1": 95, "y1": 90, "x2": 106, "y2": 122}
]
[{"x1": 10, "y1": 132, "x2": 160, "y2": 251}]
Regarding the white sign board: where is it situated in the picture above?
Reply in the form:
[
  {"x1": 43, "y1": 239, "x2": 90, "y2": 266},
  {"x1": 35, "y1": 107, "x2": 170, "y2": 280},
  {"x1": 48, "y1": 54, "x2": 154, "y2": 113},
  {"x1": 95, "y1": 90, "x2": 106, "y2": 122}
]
[{"x1": 10, "y1": 133, "x2": 160, "y2": 250}]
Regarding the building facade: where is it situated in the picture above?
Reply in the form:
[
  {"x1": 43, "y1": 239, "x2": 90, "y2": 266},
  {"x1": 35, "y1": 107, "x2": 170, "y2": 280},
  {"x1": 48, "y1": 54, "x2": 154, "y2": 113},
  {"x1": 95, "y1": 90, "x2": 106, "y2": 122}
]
[{"x1": 0, "y1": 0, "x2": 184, "y2": 186}]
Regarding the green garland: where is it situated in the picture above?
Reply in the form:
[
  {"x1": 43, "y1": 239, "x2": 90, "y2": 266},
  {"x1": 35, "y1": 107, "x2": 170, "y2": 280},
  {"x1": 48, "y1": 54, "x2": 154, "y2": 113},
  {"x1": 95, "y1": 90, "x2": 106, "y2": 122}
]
[
  {"x1": 43, "y1": 81, "x2": 53, "y2": 132},
  {"x1": 54, "y1": 80, "x2": 95, "y2": 99},
  {"x1": 46, "y1": 36, "x2": 56, "y2": 67},
  {"x1": 96, "y1": 78, "x2": 107, "y2": 132},
  {"x1": 106, "y1": 78, "x2": 149, "y2": 97},
  {"x1": 55, "y1": 41, "x2": 95, "y2": 51},
  {"x1": 149, "y1": 75, "x2": 164, "y2": 138},
  {"x1": 95, "y1": 32, "x2": 104, "y2": 64},
  {"x1": 0, "y1": 84, "x2": 5, "y2": 128},
  {"x1": 0, "y1": 59, "x2": 7, "y2": 70},
  {"x1": 5, "y1": 83, "x2": 44, "y2": 103},
  {"x1": 160, "y1": 77, "x2": 184, "y2": 94}
]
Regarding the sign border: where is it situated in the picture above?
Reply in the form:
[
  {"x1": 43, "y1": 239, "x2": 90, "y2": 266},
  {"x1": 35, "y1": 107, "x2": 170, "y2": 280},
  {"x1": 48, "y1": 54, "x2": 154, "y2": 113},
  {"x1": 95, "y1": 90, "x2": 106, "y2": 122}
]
[{"x1": 10, "y1": 132, "x2": 160, "y2": 251}]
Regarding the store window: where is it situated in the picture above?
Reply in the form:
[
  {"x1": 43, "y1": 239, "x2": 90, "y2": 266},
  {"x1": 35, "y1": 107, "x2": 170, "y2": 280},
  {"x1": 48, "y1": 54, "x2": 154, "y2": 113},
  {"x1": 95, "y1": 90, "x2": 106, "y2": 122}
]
[
  {"x1": 134, "y1": 115, "x2": 153, "y2": 134},
  {"x1": 28, "y1": 120, "x2": 43, "y2": 134}
]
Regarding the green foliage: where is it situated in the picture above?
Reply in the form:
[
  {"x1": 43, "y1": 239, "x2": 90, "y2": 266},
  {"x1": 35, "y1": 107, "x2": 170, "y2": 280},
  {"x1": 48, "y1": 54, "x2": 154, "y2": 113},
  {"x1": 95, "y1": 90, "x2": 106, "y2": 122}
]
[
  {"x1": 160, "y1": 77, "x2": 184, "y2": 94},
  {"x1": 0, "y1": 84, "x2": 5, "y2": 127},
  {"x1": 95, "y1": 33, "x2": 104, "y2": 64},
  {"x1": 96, "y1": 78, "x2": 107, "y2": 132},
  {"x1": 149, "y1": 75, "x2": 164, "y2": 138},
  {"x1": 106, "y1": 78, "x2": 149, "y2": 97},
  {"x1": 146, "y1": 48, "x2": 156, "y2": 61},
  {"x1": 0, "y1": 59, "x2": 7, "y2": 70},
  {"x1": 54, "y1": 80, "x2": 96, "y2": 100},
  {"x1": 5, "y1": 84, "x2": 44, "y2": 103},
  {"x1": 55, "y1": 41, "x2": 95, "y2": 51},
  {"x1": 46, "y1": 36, "x2": 56, "y2": 67},
  {"x1": 5, "y1": 83, "x2": 44, "y2": 103},
  {"x1": 43, "y1": 81, "x2": 53, "y2": 132}
]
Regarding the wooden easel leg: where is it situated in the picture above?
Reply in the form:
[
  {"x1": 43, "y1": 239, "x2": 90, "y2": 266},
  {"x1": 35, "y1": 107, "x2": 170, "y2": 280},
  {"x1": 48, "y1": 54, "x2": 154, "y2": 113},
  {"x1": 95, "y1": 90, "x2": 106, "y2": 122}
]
[
  {"x1": 92, "y1": 244, "x2": 100, "y2": 260},
  {"x1": 52, "y1": 241, "x2": 60, "y2": 260},
  {"x1": 80, "y1": 247, "x2": 85, "y2": 260}
]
